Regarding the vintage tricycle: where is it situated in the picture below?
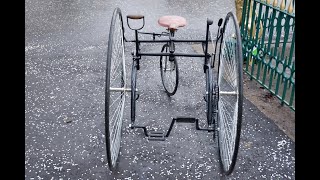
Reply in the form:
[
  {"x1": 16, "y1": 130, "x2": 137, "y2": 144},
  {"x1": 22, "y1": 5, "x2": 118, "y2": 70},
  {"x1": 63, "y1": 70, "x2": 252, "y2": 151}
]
[{"x1": 104, "y1": 7, "x2": 243, "y2": 175}]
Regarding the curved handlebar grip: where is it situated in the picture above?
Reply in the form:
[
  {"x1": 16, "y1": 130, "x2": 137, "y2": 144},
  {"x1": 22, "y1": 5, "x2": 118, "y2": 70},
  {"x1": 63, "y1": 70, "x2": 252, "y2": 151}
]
[
  {"x1": 126, "y1": 14, "x2": 145, "y2": 30},
  {"x1": 207, "y1": 18, "x2": 213, "y2": 25},
  {"x1": 127, "y1": 15, "x2": 144, "y2": 20},
  {"x1": 218, "y1": 18, "x2": 223, "y2": 26}
]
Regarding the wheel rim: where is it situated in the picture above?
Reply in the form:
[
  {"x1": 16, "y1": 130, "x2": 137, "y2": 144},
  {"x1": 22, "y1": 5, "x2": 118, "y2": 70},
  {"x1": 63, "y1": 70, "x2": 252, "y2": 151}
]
[
  {"x1": 105, "y1": 8, "x2": 126, "y2": 169},
  {"x1": 217, "y1": 12, "x2": 243, "y2": 174},
  {"x1": 160, "y1": 44, "x2": 178, "y2": 96}
]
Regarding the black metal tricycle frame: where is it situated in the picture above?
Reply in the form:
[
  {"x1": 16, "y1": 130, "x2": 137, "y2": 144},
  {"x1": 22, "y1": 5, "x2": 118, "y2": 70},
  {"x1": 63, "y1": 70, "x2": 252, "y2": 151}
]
[
  {"x1": 124, "y1": 15, "x2": 223, "y2": 141},
  {"x1": 105, "y1": 8, "x2": 243, "y2": 176}
]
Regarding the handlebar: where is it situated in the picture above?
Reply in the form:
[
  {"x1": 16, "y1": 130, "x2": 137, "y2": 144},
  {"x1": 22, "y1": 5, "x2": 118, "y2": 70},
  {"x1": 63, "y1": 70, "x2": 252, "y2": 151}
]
[{"x1": 127, "y1": 14, "x2": 145, "y2": 30}]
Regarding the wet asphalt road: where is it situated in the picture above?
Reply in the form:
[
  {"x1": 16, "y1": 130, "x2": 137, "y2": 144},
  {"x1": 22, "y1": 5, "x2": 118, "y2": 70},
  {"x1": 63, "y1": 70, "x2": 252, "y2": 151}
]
[{"x1": 25, "y1": 0, "x2": 295, "y2": 179}]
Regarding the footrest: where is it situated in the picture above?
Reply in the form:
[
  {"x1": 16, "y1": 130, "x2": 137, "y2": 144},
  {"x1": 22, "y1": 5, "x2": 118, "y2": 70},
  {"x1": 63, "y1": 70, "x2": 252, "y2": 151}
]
[
  {"x1": 175, "y1": 117, "x2": 196, "y2": 123},
  {"x1": 148, "y1": 131, "x2": 165, "y2": 141}
]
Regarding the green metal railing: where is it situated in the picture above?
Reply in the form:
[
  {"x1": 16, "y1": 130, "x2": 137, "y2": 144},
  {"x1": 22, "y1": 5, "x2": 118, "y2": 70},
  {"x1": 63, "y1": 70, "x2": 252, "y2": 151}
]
[{"x1": 240, "y1": 0, "x2": 295, "y2": 111}]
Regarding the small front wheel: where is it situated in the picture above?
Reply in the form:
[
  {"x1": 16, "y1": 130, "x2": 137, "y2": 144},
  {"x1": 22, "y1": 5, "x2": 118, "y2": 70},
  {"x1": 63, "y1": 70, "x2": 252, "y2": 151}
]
[{"x1": 160, "y1": 44, "x2": 179, "y2": 96}]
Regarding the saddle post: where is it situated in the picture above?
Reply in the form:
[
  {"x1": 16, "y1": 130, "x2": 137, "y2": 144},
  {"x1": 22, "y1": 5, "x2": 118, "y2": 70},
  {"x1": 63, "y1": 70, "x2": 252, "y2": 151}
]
[{"x1": 169, "y1": 30, "x2": 175, "y2": 61}]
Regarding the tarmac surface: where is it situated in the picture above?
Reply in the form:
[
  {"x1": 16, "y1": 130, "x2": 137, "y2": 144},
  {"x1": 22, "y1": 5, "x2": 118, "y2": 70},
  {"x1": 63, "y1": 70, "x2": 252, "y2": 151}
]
[{"x1": 25, "y1": 0, "x2": 295, "y2": 179}]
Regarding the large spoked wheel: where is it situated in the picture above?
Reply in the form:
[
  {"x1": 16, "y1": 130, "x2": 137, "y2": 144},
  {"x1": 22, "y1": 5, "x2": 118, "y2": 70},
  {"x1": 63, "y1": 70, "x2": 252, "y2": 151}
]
[
  {"x1": 105, "y1": 8, "x2": 126, "y2": 170},
  {"x1": 160, "y1": 44, "x2": 179, "y2": 96},
  {"x1": 216, "y1": 12, "x2": 243, "y2": 175}
]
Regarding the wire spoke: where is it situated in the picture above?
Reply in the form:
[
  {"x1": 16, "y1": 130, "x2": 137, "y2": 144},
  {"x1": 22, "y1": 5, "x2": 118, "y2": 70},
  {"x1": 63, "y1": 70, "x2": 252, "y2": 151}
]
[{"x1": 110, "y1": 93, "x2": 124, "y2": 107}]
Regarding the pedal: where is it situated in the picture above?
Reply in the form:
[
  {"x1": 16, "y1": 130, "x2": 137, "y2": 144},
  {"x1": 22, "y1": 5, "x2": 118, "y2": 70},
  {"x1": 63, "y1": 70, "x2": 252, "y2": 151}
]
[
  {"x1": 148, "y1": 131, "x2": 165, "y2": 141},
  {"x1": 175, "y1": 117, "x2": 196, "y2": 123}
]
